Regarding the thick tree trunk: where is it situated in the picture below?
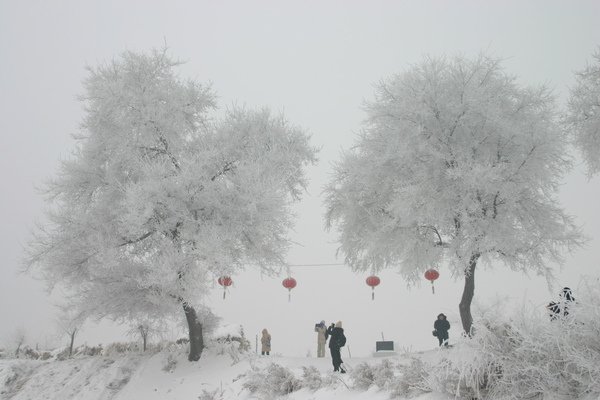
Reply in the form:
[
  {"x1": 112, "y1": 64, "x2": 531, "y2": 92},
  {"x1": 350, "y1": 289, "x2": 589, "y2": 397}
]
[
  {"x1": 459, "y1": 253, "x2": 480, "y2": 336},
  {"x1": 183, "y1": 303, "x2": 204, "y2": 361}
]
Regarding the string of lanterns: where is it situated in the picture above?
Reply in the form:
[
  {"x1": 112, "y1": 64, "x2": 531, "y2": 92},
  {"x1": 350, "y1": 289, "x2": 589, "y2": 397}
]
[{"x1": 217, "y1": 266, "x2": 441, "y2": 301}]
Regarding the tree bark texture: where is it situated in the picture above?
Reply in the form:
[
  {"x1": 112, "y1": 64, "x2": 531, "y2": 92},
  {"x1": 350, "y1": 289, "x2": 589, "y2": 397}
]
[
  {"x1": 459, "y1": 253, "x2": 480, "y2": 336},
  {"x1": 183, "y1": 303, "x2": 204, "y2": 361}
]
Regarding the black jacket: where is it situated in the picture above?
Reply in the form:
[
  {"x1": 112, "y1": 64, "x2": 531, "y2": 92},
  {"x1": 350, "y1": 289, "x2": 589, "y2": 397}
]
[
  {"x1": 327, "y1": 326, "x2": 346, "y2": 349},
  {"x1": 434, "y1": 319, "x2": 450, "y2": 333}
]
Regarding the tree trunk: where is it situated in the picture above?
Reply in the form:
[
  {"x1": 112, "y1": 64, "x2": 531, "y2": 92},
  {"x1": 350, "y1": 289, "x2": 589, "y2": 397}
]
[
  {"x1": 459, "y1": 253, "x2": 480, "y2": 336},
  {"x1": 183, "y1": 303, "x2": 204, "y2": 361},
  {"x1": 69, "y1": 330, "x2": 76, "y2": 357},
  {"x1": 143, "y1": 334, "x2": 147, "y2": 352}
]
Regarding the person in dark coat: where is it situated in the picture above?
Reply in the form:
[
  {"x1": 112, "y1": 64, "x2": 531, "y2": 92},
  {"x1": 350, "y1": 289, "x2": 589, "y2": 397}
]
[
  {"x1": 327, "y1": 321, "x2": 346, "y2": 373},
  {"x1": 433, "y1": 313, "x2": 450, "y2": 347},
  {"x1": 559, "y1": 287, "x2": 575, "y2": 316}
]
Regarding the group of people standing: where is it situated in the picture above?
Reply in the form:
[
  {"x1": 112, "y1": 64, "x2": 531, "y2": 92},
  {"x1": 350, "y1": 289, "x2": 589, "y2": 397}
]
[
  {"x1": 261, "y1": 288, "x2": 574, "y2": 365},
  {"x1": 262, "y1": 321, "x2": 347, "y2": 372}
]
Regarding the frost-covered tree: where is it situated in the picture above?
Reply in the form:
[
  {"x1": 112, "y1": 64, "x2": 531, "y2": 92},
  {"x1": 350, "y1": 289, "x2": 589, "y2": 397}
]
[
  {"x1": 325, "y1": 55, "x2": 581, "y2": 334},
  {"x1": 566, "y1": 47, "x2": 600, "y2": 176},
  {"x1": 56, "y1": 306, "x2": 82, "y2": 357},
  {"x1": 11, "y1": 327, "x2": 26, "y2": 358},
  {"x1": 127, "y1": 317, "x2": 166, "y2": 352},
  {"x1": 25, "y1": 49, "x2": 316, "y2": 361}
]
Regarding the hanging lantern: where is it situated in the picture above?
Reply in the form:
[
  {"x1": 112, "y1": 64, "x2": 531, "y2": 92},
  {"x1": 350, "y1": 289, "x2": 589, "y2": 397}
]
[
  {"x1": 424, "y1": 269, "x2": 440, "y2": 294},
  {"x1": 218, "y1": 276, "x2": 233, "y2": 299},
  {"x1": 282, "y1": 277, "x2": 297, "y2": 302},
  {"x1": 366, "y1": 275, "x2": 381, "y2": 300}
]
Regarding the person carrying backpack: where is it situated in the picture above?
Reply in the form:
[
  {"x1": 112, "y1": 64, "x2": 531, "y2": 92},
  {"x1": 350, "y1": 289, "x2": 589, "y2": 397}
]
[{"x1": 327, "y1": 321, "x2": 347, "y2": 373}]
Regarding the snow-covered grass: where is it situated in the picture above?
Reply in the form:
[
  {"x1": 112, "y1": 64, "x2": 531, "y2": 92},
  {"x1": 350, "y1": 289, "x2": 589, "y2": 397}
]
[
  {"x1": 0, "y1": 342, "x2": 450, "y2": 400},
  {"x1": 1, "y1": 336, "x2": 599, "y2": 400},
  {"x1": 3, "y1": 285, "x2": 600, "y2": 400}
]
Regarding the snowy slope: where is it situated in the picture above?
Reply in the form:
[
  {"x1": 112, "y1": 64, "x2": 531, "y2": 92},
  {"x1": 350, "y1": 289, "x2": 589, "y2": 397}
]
[{"x1": 0, "y1": 348, "x2": 452, "y2": 400}]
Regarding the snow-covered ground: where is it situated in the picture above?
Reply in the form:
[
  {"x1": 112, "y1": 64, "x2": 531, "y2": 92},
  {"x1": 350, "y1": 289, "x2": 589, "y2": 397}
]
[{"x1": 0, "y1": 346, "x2": 451, "y2": 400}]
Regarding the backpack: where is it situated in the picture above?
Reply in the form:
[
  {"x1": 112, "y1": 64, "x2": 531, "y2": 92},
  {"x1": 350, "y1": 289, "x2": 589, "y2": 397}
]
[{"x1": 338, "y1": 333, "x2": 346, "y2": 347}]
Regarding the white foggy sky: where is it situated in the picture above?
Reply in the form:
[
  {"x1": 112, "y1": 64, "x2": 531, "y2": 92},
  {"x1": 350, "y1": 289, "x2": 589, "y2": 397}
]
[{"x1": 1, "y1": 1, "x2": 599, "y2": 356}]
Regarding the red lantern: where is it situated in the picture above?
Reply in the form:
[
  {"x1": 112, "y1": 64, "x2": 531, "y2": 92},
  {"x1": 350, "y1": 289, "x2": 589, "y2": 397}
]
[
  {"x1": 424, "y1": 269, "x2": 440, "y2": 294},
  {"x1": 282, "y1": 277, "x2": 297, "y2": 302},
  {"x1": 366, "y1": 275, "x2": 381, "y2": 300},
  {"x1": 218, "y1": 276, "x2": 233, "y2": 299}
]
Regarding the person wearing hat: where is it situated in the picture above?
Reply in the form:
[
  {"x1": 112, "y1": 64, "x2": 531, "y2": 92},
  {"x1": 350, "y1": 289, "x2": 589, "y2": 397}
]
[
  {"x1": 314, "y1": 320, "x2": 328, "y2": 358},
  {"x1": 327, "y1": 321, "x2": 347, "y2": 372},
  {"x1": 433, "y1": 313, "x2": 450, "y2": 347}
]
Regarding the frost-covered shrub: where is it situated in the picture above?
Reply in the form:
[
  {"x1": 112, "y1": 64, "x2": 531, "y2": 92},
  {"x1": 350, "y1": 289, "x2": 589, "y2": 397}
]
[
  {"x1": 206, "y1": 324, "x2": 251, "y2": 364},
  {"x1": 299, "y1": 367, "x2": 343, "y2": 391},
  {"x1": 350, "y1": 362, "x2": 375, "y2": 390},
  {"x1": 72, "y1": 344, "x2": 103, "y2": 357},
  {"x1": 54, "y1": 347, "x2": 70, "y2": 361},
  {"x1": 301, "y1": 366, "x2": 324, "y2": 390},
  {"x1": 103, "y1": 342, "x2": 140, "y2": 355},
  {"x1": 242, "y1": 363, "x2": 301, "y2": 398},
  {"x1": 350, "y1": 360, "x2": 397, "y2": 390},
  {"x1": 211, "y1": 324, "x2": 251, "y2": 351},
  {"x1": 390, "y1": 358, "x2": 431, "y2": 398},
  {"x1": 209, "y1": 339, "x2": 244, "y2": 364},
  {"x1": 372, "y1": 359, "x2": 396, "y2": 388},
  {"x1": 20, "y1": 346, "x2": 40, "y2": 360}
]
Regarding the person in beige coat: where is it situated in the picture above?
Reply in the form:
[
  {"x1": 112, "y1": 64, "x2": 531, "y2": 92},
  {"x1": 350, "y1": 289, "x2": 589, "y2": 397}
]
[
  {"x1": 314, "y1": 320, "x2": 328, "y2": 357},
  {"x1": 261, "y1": 328, "x2": 271, "y2": 355}
]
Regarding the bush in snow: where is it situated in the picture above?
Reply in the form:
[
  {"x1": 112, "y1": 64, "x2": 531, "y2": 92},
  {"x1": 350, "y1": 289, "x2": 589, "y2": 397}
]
[
  {"x1": 390, "y1": 358, "x2": 431, "y2": 399},
  {"x1": 301, "y1": 366, "x2": 324, "y2": 390},
  {"x1": 242, "y1": 363, "x2": 301, "y2": 398},
  {"x1": 372, "y1": 359, "x2": 397, "y2": 388},
  {"x1": 17, "y1": 346, "x2": 52, "y2": 360},
  {"x1": 103, "y1": 342, "x2": 141, "y2": 356},
  {"x1": 72, "y1": 344, "x2": 103, "y2": 357},
  {"x1": 208, "y1": 323, "x2": 251, "y2": 364},
  {"x1": 299, "y1": 366, "x2": 345, "y2": 391},
  {"x1": 350, "y1": 359, "x2": 397, "y2": 391},
  {"x1": 349, "y1": 362, "x2": 375, "y2": 390}
]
